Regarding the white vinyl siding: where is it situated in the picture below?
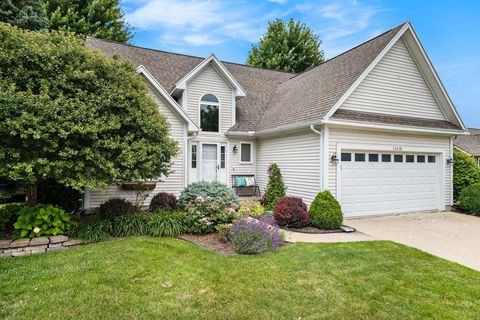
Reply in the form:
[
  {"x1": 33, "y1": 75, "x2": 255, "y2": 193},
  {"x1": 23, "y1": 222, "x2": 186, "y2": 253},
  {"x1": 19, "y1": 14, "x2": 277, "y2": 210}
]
[
  {"x1": 228, "y1": 138, "x2": 256, "y2": 186},
  {"x1": 186, "y1": 64, "x2": 234, "y2": 135},
  {"x1": 257, "y1": 130, "x2": 321, "y2": 206},
  {"x1": 327, "y1": 127, "x2": 452, "y2": 207},
  {"x1": 87, "y1": 86, "x2": 185, "y2": 208},
  {"x1": 340, "y1": 38, "x2": 446, "y2": 121}
]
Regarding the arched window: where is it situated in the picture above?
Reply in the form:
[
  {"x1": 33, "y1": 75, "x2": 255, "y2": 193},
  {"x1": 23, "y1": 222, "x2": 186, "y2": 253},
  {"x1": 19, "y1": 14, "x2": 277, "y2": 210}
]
[{"x1": 200, "y1": 94, "x2": 219, "y2": 132}]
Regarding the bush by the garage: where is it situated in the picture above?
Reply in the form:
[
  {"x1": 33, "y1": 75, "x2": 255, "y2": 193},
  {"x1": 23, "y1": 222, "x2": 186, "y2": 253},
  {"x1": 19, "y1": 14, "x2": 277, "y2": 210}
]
[
  {"x1": 457, "y1": 184, "x2": 480, "y2": 216},
  {"x1": 273, "y1": 196, "x2": 311, "y2": 228},
  {"x1": 308, "y1": 190, "x2": 343, "y2": 230},
  {"x1": 453, "y1": 149, "x2": 480, "y2": 200}
]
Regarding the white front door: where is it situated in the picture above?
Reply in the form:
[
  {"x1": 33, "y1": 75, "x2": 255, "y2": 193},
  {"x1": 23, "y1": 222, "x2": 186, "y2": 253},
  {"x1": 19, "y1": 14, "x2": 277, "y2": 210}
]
[
  {"x1": 339, "y1": 151, "x2": 441, "y2": 217},
  {"x1": 201, "y1": 144, "x2": 217, "y2": 182}
]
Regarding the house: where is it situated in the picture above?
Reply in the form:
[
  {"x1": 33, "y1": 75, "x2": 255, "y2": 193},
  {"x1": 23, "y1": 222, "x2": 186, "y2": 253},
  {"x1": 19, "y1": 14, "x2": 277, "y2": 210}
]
[
  {"x1": 454, "y1": 128, "x2": 480, "y2": 165},
  {"x1": 83, "y1": 21, "x2": 468, "y2": 217}
]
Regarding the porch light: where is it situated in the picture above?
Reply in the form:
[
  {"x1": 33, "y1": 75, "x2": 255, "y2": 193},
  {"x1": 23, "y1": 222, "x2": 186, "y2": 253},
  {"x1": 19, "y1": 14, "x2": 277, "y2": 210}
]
[
  {"x1": 447, "y1": 157, "x2": 454, "y2": 165},
  {"x1": 233, "y1": 145, "x2": 238, "y2": 153},
  {"x1": 331, "y1": 154, "x2": 339, "y2": 164}
]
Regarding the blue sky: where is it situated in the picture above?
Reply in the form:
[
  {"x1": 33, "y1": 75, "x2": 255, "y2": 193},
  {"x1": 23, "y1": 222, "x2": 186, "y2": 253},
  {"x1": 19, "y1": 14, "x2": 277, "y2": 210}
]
[{"x1": 121, "y1": 0, "x2": 479, "y2": 128}]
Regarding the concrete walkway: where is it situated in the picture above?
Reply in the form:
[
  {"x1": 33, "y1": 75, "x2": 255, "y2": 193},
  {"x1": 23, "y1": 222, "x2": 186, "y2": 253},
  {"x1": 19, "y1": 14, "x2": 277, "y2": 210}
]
[{"x1": 346, "y1": 211, "x2": 480, "y2": 271}]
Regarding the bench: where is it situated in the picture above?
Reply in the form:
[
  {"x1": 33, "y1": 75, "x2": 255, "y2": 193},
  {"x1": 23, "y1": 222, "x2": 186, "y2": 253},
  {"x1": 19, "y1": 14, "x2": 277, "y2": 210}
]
[{"x1": 231, "y1": 175, "x2": 260, "y2": 197}]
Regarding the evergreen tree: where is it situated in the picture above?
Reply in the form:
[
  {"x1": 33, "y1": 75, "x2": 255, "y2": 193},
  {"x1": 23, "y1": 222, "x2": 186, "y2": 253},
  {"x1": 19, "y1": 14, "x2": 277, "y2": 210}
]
[
  {"x1": 0, "y1": 0, "x2": 48, "y2": 31},
  {"x1": 262, "y1": 163, "x2": 286, "y2": 211}
]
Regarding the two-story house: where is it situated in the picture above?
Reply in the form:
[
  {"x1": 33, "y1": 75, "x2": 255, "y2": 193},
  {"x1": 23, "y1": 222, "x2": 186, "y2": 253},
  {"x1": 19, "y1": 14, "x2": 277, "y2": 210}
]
[{"x1": 83, "y1": 22, "x2": 468, "y2": 217}]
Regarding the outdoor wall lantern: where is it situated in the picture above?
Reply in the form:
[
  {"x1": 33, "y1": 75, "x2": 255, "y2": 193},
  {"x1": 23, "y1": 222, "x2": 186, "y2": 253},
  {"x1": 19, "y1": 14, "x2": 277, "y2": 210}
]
[
  {"x1": 447, "y1": 157, "x2": 455, "y2": 165},
  {"x1": 233, "y1": 145, "x2": 238, "y2": 153},
  {"x1": 331, "y1": 154, "x2": 339, "y2": 164}
]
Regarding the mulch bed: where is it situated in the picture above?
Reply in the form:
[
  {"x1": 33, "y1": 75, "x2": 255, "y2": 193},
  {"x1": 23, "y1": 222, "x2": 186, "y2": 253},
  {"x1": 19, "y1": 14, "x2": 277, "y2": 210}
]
[
  {"x1": 178, "y1": 233, "x2": 237, "y2": 255},
  {"x1": 282, "y1": 226, "x2": 345, "y2": 234}
]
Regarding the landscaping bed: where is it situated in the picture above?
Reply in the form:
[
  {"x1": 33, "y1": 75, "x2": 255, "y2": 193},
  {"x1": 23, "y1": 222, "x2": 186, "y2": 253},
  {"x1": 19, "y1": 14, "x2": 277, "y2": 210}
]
[{"x1": 178, "y1": 233, "x2": 236, "y2": 255}]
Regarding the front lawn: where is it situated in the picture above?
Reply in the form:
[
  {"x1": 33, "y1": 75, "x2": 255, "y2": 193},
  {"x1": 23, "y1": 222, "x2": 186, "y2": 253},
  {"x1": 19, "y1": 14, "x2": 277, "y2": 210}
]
[{"x1": 1, "y1": 238, "x2": 479, "y2": 319}]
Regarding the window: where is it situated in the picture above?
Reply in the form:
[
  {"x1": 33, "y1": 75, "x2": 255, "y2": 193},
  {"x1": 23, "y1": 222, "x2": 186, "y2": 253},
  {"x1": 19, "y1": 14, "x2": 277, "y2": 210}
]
[
  {"x1": 341, "y1": 153, "x2": 351, "y2": 161},
  {"x1": 406, "y1": 155, "x2": 415, "y2": 163},
  {"x1": 220, "y1": 146, "x2": 226, "y2": 168},
  {"x1": 368, "y1": 154, "x2": 379, "y2": 162},
  {"x1": 428, "y1": 156, "x2": 436, "y2": 163},
  {"x1": 200, "y1": 94, "x2": 219, "y2": 132},
  {"x1": 417, "y1": 155, "x2": 426, "y2": 163},
  {"x1": 240, "y1": 143, "x2": 252, "y2": 163},
  {"x1": 355, "y1": 153, "x2": 365, "y2": 162},
  {"x1": 394, "y1": 154, "x2": 403, "y2": 162},
  {"x1": 191, "y1": 145, "x2": 197, "y2": 168},
  {"x1": 477, "y1": 158, "x2": 480, "y2": 166},
  {"x1": 382, "y1": 154, "x2": 391, "y2": 162}
]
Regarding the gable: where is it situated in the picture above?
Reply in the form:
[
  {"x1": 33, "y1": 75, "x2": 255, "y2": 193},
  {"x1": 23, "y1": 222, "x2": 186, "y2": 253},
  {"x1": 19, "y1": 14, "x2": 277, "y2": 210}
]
[
  {"x1": 185, "y1": 64, "x2": 234, "y2": 133},
  {"x1": 339, "y1": 38, "x2": 446, "y2": 121}
]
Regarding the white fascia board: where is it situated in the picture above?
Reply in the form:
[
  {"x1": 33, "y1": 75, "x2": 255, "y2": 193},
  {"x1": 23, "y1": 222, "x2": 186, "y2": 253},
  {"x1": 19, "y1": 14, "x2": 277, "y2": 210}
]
[
  {"x1": 224, "y1": 131, "x2": 256, "y2": 137},
  {"x1": 136, "y1": 65, "x2": 199, "y2": 132},
  {"x1": 323, "y1": 22, "x2": 410, "y2": 121},
  {"x1": 172, "y1": 54, "x2": 246, "y2": 97},
  {"x1": 325, "y1": 119, "x2": 469, "y2": 136}
]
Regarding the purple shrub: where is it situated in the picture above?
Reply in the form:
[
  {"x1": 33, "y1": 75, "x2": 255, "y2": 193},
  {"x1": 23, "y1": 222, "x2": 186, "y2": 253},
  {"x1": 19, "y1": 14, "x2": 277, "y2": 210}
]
[{"x1": 229, "y1": 218, "x2": 283, "y2": 254}]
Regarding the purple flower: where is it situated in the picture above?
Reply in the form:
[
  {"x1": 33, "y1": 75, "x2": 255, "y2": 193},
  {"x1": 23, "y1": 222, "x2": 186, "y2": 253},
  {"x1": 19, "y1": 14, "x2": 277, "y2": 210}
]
[{"x1": 229, "y1": 218, "x2": 283, "y2": 254}]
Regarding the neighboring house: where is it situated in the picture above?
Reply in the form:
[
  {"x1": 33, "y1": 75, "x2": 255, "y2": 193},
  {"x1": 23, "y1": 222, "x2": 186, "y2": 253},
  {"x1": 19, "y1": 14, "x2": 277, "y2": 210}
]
[
  {"x1": 83, "y1": 21, "x2": 468, "y2": 217},
  {"x1": 454, "y1": 128, "x2": 480, "y2": 165}
]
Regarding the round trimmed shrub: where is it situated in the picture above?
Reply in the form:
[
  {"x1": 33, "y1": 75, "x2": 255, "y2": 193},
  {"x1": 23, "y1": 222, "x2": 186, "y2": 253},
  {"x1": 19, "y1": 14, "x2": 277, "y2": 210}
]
[
  {"x1": 457, "y1": 184, "x2": 480, "y2": 216},
  {"x1": 308, "y1": 190, "x2": 343, "y2": 230},
  {"x1": 149, "y1": 192, "x2": 178, "y2": 212},
  {"x1": 179, "y1": 181, "x2": 240, "y2": 207},
  {"x1": 98, "y1": 198, "x2": 138, "y2": 220},
  {"x1": 273, "y1": 196, "x2": 311, "y2": 228}
]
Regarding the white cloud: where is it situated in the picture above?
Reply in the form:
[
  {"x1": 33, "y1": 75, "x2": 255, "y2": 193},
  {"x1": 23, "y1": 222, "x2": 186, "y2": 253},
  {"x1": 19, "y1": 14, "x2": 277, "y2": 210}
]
[
  {"x1": 183, "y1": 34, "x2": 223, "y2": 46},
  {"x1": 268, "y1": 0, "x2": 288, "y2": 4}
]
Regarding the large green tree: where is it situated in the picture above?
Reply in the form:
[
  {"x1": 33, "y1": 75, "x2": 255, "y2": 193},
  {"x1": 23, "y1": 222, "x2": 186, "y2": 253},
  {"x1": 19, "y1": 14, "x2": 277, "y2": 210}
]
[
  {"x1": 247, "y1": 18, "x2": 324, "y2": 73},
  {"x1": 0, "y1": 23, "x2": 177, "y2": 206},
  {"x1": 0, "y1": 0, "x2": 48, "y2": 31},
  {"x1": 44, "y1": 0, "x2": 132, "y2": 43}
]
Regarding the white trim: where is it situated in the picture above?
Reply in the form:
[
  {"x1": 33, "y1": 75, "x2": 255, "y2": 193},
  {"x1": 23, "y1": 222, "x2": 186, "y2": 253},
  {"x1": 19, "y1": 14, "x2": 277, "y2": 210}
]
[
  {"x1": 323, "y1": 23, "x2": 410, "y2": 120},
  {"x1": 335, "y1": 143, "x2": 446, "y2": 213},
  {"x1": 136, "y1": 65, "x2": 198, "y2": 132},
  {"x1": 322, "y1": 125, "x2": 329, "y2": 190},
  {"x1": 239, "y1": 142, "x2": 253, "y2": 164},
  {"x1": 183, "y1": 125, "x2": 188, "y2": 188},
  {"x1": 449, "y1": 136, "x2": 454, "y2": 205},
  {"x1": 198, "y1": 93, "x2": 221, "y2": 133},
  {"x1": 325, "y1": 119, "x2": 468, "y2": 136},
  {"x1": 172, "y1": 54, "x2": 246, "y2": 97},
  {"x1": 478, "y1": 158, "x2": 480, "y2": 167},
  {"x1": 82, "y1": 187, "x2": 90, "y2": 210}
]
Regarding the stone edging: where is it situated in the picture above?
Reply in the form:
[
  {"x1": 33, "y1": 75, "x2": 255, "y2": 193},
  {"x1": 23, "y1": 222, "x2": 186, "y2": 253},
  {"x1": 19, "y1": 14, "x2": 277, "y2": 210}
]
[{"x1": 0, "y1": 235, "x2": 84, "y2": 258}]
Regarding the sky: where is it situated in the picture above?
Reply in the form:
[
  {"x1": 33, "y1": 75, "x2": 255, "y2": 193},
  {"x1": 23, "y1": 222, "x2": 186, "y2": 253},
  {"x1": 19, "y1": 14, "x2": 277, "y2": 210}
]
[{"x1": 120, "y1": 0, "x2": 480, "y2": 128}]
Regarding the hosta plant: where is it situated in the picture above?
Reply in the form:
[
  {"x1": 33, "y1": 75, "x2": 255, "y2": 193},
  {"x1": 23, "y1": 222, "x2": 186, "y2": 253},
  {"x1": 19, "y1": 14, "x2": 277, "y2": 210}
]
[{"x1": 13, "y1": 204, "x2": 72, "y2": 239}]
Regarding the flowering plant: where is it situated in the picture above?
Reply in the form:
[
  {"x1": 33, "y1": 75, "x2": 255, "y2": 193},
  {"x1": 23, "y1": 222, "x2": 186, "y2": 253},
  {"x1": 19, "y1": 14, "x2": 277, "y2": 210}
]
[
  {"x1": 229, "y1": 218, "x2": 283, "y2": 254},
  {"x1": 184, "y1": 195, "x2": 237, "y2": 234},
  {"x1": 237, "y1": 200, "x2": 265, "y2": 217}
]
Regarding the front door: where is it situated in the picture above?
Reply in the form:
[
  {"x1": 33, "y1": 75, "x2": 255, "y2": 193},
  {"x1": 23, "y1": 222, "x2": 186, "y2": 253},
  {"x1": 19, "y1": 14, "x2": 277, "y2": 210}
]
[{"x1": 201, "y1": 144, "x2": 218, "y2": 182}]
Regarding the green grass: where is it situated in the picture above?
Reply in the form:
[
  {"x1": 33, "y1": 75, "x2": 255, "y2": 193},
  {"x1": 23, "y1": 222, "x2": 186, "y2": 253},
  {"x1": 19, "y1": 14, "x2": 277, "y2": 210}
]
[{"x1": 0, "y1": 238, "x2": 479, "y2": 319}]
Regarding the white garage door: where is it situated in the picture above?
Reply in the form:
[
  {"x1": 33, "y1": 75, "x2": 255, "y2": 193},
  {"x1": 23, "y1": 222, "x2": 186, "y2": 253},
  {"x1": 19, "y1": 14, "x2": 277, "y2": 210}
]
[{"x1": 340, "y1": 151, "x2": 441, "y2": 217}]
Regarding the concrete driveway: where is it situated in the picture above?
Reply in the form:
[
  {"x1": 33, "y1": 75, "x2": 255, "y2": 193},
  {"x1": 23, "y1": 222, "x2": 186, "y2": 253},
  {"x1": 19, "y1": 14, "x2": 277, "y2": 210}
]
[{"x1": 347, "y1": 211, "x2": 480, "y2": 271}]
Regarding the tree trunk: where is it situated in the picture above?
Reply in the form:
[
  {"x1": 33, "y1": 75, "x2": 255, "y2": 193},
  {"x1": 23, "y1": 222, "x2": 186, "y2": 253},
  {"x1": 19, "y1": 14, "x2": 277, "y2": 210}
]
[{"x1": 26, "y1": 182, "x2": 38, "y2": 207}]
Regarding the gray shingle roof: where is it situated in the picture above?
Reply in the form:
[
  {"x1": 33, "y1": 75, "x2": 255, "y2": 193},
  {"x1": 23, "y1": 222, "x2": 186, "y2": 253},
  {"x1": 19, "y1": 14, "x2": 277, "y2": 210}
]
[
  {"x1": 455, "y1": 128, "x2": 480, "y2": 155},
  {"x1": 86, "y1": 22, "x2": 460, "y2": 133},
  {"x1": 332, "y1": 109, "x2": 461, "y2": 130}
]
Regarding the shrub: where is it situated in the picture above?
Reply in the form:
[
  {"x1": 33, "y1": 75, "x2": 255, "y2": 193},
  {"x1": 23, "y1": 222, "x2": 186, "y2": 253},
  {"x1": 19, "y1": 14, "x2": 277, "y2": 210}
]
[
  {"x1": 37, "y1": 179, "x2": 82, "y2": 213},
  {"x1": 179, "y1": 181, "x2": 240, "y2": 207},
  {"x1": 229, "y1": 218, "x2": 283, "y2": 254},
  {"x1": 146, "y1": 211, "x2": 186, "y2": 237},
  {"x1": 237, "y1": 200, "x2": 265, "y2": 217},
  {"x1": 308, "y1": 191, "x2": 343, "y2": 230},
  {"x1": 149, "y1": 192, "x2": 178, "y2": 212},
  {"x1": 184, "y1": 196, "x2": 238, "y2": 234},
  {"x1": 457, "y1": 184, "x2": 480, "y2": 216},
  {"x1": 70, "y1": 216, "x2": 112, "y2": 243},
  {"x1": 217, "y1": 223, "x2": 234, "y2": 242},
  {"x1": 0, "y1": 203, "x2": 24, "y2": 232},
  {"x1": 453, "y1": 150, "x2": 480, "y2": 199},
  {"x1": 98, "y1": 198, "x2": 138, "y2": 220},
  {"x1": 273, "y1": 196, "x2": 311, "y2": 228},
  {"x1": 262, "y1": 163, "x2": 285, "y2": 211},
  {"x1": 13, "y1": 204, "x2": 72, "y2": 238},
  {"x1": 111, "y1": 213, "x2": 149, "y2": 237}
]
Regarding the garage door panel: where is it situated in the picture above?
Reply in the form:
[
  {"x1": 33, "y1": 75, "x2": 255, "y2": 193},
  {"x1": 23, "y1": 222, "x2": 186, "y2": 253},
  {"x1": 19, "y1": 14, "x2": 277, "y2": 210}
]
[{"x1": 340, "y1": 151, "x2": 440, "y2": 216}]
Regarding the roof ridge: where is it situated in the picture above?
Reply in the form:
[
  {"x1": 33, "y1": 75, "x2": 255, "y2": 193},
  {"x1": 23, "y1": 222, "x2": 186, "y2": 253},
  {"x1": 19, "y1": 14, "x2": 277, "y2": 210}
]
[{"x1": 85, "y1": 36, "x2": 296, "y2": 76}]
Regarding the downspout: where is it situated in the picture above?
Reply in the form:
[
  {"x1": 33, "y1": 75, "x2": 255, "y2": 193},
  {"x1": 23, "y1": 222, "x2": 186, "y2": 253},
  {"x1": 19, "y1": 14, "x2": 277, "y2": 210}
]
[{"x1": 310, "y1": 125, "x2": 323, "y2": 191}]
